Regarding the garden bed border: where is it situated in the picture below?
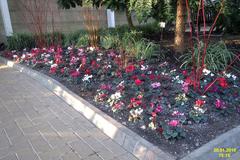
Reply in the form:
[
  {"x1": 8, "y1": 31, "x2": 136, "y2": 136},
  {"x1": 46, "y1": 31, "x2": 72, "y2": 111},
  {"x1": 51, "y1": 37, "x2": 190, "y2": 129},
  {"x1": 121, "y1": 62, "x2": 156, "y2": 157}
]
[{"x1": 1, "y1": 56, "x2": 240, "y2": 160}]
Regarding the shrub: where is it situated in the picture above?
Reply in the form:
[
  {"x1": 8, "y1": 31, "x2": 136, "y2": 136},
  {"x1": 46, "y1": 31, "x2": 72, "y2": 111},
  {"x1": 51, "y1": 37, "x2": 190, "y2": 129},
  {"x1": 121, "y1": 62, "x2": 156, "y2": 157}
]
[
  {"x1": 64, "y1": 30, "x2": 88, "y2": 46},
  {"x1": 7, "y1": 33, "x2": 36, "y2": 51},
  {"x1": 76, "y1": 34, "x2": 89, "y2": 47},
  {"x1": 180, "y1": 41, "x2": 235, "y2": 72}
]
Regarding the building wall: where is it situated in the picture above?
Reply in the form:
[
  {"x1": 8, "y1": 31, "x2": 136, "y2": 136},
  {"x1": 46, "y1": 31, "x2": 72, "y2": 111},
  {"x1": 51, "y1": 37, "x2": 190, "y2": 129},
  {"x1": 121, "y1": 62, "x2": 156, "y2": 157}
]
[{"x1": 5, "y1": 0, "x2": 138, "y2": 34}]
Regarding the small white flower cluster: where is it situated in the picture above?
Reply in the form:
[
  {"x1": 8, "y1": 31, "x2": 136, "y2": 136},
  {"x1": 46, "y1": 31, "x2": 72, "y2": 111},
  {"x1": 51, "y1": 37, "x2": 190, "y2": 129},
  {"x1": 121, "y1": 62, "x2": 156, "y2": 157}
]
[
  {"x1": 223, "y1": 72, "x2": 237, "y2": 81},
  {"x1": 141, "y1": 65, "x2": 148, "y2": 71},
  {"x1": 82, "y1": 75, "x2": 93, "y2": 82},
  {"x1": 203, "y1": 68, "x2": 211, "y2": 76},
  {"x1": 109, "y1": 91, "x2": 122, "y2": 101},
  {"x1": 172, "y1": 75, "x2": 184, "y2": 84},
  {"x1": 51, "y1": 64, "x2": 58, "y2": 68},
  {"x1": 129, "y1": 108, "x2": 143, "y2": 120}
]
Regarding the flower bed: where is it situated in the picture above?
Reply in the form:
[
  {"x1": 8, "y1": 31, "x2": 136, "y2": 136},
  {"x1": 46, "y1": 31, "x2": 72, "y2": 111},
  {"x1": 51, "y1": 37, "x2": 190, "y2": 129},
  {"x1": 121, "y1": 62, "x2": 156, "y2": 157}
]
[{"x1": 2, "y1": 46, "x2": 240, "y2": 158}]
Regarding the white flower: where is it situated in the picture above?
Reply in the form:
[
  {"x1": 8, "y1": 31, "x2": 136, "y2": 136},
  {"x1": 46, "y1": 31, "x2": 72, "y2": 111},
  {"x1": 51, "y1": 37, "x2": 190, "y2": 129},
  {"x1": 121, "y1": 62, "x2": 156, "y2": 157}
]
[
  {"x1": 232, "y1": 75, "x2": 237, "y2": 81},
  {"x1": 49, "y1": 60, "x2": 53, "y2": 64},
  {"x1": 210, "y1": 73, "x2": 214, "y2": 77},
  {"x1": 147, "y1": 71, "x2": 152, "y2": 74},
  {"x1": 170, "y1": 69, "x2": 176, "y2": 73},
  {"x1": 51, "y1": 64, "x2": 58, "y2": 68},
  {"x1": 82, "y1": 75, "x2": 93, "y2": 82},
  {"x1": 45, "y1": 54, "x2": 50, "y2": 58},
  {"x1": 21, "y1": 54, "x2": 26, "y2": 59},
  {"x1": 98, "y1": 53, "x2": 103, "y2": 56},
  {"x1": 141, "y1": 65, "x2": 148, "y2": 71},
  {"x1": 203, "y1": 68, "x2": 211, "y2": 75},
  {"x1": 97, "y1": 58, "x2": 101, "y2": 61},
  {"x1": 204, "y1": 80, "x2": 207, "y2": 83},
  {"x1": 67, "y1": 47, "x2": 72, "y2": 50},
  {"x1": 13, "y1": 55, "x2": 18, "y2": 58},
  {"x1": 110, "y1": 92, "x2": 122, "y2": 100}
]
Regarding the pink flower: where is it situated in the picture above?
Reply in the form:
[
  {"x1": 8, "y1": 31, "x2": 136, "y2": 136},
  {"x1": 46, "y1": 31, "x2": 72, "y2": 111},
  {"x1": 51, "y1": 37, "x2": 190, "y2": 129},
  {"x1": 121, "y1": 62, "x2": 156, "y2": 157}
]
[
  {"x1": 151, "y1": 82, "x2": 161, "y2": 89},
  {"x1": 155, "y1": 105, "x2": 163, "y2": 113},
  {"x1": 182, "y1": 82, "x2": 189, "y2": 93},
  {"x1": 168, "y1": 120, "x2": 179, "y2": 127},
  {"x1": 215, "y1": 99, "x2": 225, "y2": 109},
  {"x1": 100, "y1": 84, "x2": 112, "y2": 90},
  {"x1": 182, "y1": 70, "x2": 188, "y2": 76},
  {"x1": 60, "y1": 68, "x2": 65, "y2": 74}
]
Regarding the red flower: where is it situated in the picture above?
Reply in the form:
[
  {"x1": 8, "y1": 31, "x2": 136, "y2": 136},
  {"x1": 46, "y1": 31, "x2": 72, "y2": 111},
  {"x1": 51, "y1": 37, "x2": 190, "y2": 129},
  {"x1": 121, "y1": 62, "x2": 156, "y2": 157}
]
[
  {"x1": 149, "y1": 74, "x2": 155, "y2": 80},
  {"x1": 81, "y1": 56, "x2": 87, "y2": 66},
  {"x1": 70, "y1": 70, "x2": 80, "y2": 78},
  {"x1": 49, "y1": 67, "x2": 57, "y2": 74},
  {"x1": 60, "y1": 68, "x2": 65, "y2": 74},
  {"x1": 91, "y1": 60, "x2": 97, "y2": 67},
  {"x1": 85, "y1": 69, "x2": 91, "y2": 75},
  {"x1": 131, "y1": 75, "x2": 138, "y2": 80},
  {"x1": 182, "y1": 70, "x2": 188, "y2": 76},
  {"x1": 218, "y1": 77, "x2": 228, "y2": 88},
  {"x1": 195, "y1": 99, "x2": 205, "y2": 107},
  {"x1": 135, "y1": 79, "x2": 142, "y2": 86},
  {"x1": 125, "y1": 65, "x2": 135, "y2": 73},
  {"x1": 141, "y1": 74, "x2": 146, "y2": 78},
  {"x1": 185, "y1": 77, "x2": 193, "y2": 85}
]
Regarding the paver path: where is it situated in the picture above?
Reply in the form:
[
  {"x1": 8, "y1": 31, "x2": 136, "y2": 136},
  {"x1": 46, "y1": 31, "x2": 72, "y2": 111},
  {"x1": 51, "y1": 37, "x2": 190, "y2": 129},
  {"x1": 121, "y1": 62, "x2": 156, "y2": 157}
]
[{"x1": 0, "y1": 65, "x2": 138, "y2": 160}]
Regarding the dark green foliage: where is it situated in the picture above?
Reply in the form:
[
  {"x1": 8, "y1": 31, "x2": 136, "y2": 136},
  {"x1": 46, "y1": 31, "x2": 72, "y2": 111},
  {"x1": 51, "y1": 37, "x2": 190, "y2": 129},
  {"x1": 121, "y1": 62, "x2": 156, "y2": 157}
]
[
  {"x1": 223, "y1": 0, "x2": 240, "y2": 33},
  {"x1": 7, "y1": 33, "x2": 36, "y2": 51},
  {"x1": 64, "y1": 30, "x2": 88, "y2": 46},
  {"x1": 7, "y1": 32, "x2": 65, "y2": 51},
  {"x1": 57, "y1": 0, "x2": 83, "y2": 9},
  {"x1": 129, "y1": 0, "x2": 177, "y2": 23}
]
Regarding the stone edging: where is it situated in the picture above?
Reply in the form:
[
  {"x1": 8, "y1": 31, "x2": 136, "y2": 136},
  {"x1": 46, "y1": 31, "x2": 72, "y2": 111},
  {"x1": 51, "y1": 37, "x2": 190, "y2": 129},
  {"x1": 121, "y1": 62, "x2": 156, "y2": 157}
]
[
  {"x1": 1, "y1": 57, "x2": 240, "y2": 160},
  {"x1": 0, "y1": 57, "x2": 175, "y2": 160}
]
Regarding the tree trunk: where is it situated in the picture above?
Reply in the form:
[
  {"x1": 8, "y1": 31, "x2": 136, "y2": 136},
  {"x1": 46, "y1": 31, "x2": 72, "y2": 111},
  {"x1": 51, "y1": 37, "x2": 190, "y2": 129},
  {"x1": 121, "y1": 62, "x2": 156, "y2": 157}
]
[
  {"x1": 125, "y1": 8, "x2": 134, "y2": 28},
  {"x1": 174, "y1": 0, "x2": 186, "y2": 53}
]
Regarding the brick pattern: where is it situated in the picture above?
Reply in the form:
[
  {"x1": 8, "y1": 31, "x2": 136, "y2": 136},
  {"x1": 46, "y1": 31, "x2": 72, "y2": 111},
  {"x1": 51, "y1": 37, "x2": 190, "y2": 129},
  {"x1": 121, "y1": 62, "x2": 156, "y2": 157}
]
[{"x1": 0, "y1": 65, "x2": 138, "y2": 160}]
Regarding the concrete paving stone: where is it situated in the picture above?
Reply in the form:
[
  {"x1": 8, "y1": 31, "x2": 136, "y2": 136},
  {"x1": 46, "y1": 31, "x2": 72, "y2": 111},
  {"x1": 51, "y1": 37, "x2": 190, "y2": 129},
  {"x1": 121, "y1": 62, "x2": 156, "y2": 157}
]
[
  {"x1": 39, "y1": 125, "x2": 65, "y2": 148},
  {"x1": 0, "y1": 153, "x2": 18, "y2": 160},
  {"x1": 48, "y1": 118, "x2": 80, "y2": 143},
  {"x1": 102, "y1": 139, "x2": 127, "y2": 156},
  {"x1": 115, "y1": 153, "x2": 138, "y2": 160},
  {"x1": 10, "y1": 136, "x2": 32, "y2": 151},
  {"x1": 70, "y1": 139, "x2": 96, "y2": 159},
  {"x1": 3, "y1": 121, "x2": 23, "y2": 139},
  {"x1": 0, "y1": 147, "x2": 13, "y2": 159},
  {"x1": 72, "y1": 126, "x2": 91, "y2": 139},
  {"x1": 0, "y1": 129, "x2": 11, "y2": 149},
  {"x1": 63, "y1": 107, "x2": 84, "y2": 119},
  {"x1": 87, "y1": 128, "x2": 110, "y2": 142},
  {"x1": 28, "y1": 132, "x2": 52, "y2": 153},
  {"x1": 20, "y1": 122, "x2": 49, "y2": 136},
  {"x1": 97, "y1": 148, "x2": 116, "y2": 160},
  {"x1": 16, "y1": 147, "x2": 39, "y2": 160},
  {"x1": 83, "y1": 136, "x2": 109, "y2": 153},
  {"x1": 14, "y1": 116, "x2": 34, "y2": 130},
  {"x1": 83, "y1": 154, "x2": 103, "y2": 160},
  {"x1": 49, "y1": 108, "x2": 73, "y2": 125}
]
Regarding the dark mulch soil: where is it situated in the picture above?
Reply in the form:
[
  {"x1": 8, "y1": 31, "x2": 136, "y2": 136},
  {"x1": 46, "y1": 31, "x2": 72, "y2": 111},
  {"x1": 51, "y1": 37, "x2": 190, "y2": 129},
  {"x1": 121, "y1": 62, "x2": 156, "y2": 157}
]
[{"x1": 33, "y1": 59, "x2": 240, "y2": 159}]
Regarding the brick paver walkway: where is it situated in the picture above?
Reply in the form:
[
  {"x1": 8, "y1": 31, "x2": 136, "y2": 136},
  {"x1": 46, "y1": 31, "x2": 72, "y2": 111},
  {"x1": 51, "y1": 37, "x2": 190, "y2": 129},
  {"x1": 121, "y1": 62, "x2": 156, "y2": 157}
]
[{"x1": 0, "y1": 65, "x2": 138, "y2": 160}]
